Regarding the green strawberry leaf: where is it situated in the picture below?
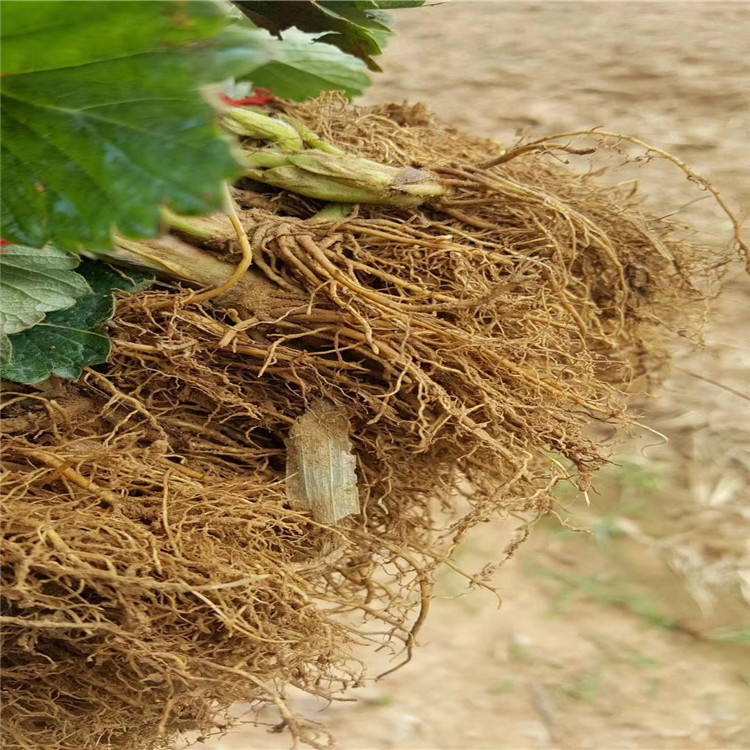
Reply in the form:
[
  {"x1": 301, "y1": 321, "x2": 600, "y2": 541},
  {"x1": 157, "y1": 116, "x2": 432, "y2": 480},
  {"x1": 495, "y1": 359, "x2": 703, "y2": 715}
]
[
  {"x1": 0, "y1": 244, "x2": 91, "y2": 337},
  {"x1": 0, "y1": 333, "x2": 13, "y2": 368},
  {"x1": 0, "y1": 1, "x2": 267, "y2": 253},
  {"x1": 0, "y1": 260, "x2": 151, "y2": 384},
  {"x1": 234, "y1": 1, "x2": 423, "y2": 72},
  {"x1": 241, "y1": 27, "x2": 371, "y2": 100},
  {"x1": 370, "y1": 1, "x2": 425, "y2": 9}
]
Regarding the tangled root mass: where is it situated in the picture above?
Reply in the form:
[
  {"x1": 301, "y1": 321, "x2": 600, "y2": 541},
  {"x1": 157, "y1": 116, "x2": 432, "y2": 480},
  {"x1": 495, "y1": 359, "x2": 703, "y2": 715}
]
[{"x1": 0, "y1": 96, "x2": 732, "y2": 750}]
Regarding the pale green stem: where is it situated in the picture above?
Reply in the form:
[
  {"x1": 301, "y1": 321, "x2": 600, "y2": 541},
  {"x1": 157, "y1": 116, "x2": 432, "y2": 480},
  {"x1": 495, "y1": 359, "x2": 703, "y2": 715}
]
[
  {"x1": 276, "y1": 114, "x2": 345, "y2": 155},
  {"x1": 311, "y1": 203, "x2": 355, "y2": 220},
  {"x1": 244, "y1": 151, "x2": 291, "y2": 169},
  {"x1": 111, "y1": 236, "x2": 236, "y2": 288},
  {"x1": 161, "y1": 208, "x2": 234, "y2": 241},
  {"x1": 225, "y1": 107, "x2": 447, "y2": 207},
  {"x1": 223, "y1": 108, "x2": 304, "y2": 152}
]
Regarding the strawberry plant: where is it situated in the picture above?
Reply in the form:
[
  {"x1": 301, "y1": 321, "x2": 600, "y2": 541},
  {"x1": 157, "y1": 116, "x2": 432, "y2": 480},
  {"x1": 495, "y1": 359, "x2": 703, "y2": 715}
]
[
  {"x1": 2, "y1": 4, "x2": 746, "y2": 750},
  {"x1": 0, "y1": 0, "x2": 422, "y2": 382}
]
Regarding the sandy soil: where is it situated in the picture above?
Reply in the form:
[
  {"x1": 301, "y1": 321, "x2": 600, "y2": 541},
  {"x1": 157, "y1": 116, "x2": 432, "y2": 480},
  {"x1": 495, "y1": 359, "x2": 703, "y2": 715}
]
[{"x1": 205, "y1": 4, "x2": 750, "y2": 748}]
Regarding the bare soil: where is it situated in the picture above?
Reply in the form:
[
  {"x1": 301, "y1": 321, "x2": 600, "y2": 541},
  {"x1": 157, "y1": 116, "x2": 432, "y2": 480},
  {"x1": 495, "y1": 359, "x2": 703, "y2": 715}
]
[{"x1": 206, "y1": 3, "x2": 750, "y2": 748}]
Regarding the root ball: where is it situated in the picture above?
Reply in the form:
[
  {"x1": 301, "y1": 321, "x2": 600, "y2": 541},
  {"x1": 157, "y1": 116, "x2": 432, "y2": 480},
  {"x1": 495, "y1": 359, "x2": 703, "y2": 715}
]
[{"x1": 0, "y1": 96, "x2": 732, "y2": 750}]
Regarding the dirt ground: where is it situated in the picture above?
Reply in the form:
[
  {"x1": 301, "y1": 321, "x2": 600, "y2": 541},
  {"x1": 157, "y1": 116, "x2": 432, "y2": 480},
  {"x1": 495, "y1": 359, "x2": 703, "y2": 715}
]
[{"x1": 205, "y1": 4, "x2": 750, "y2": 749}]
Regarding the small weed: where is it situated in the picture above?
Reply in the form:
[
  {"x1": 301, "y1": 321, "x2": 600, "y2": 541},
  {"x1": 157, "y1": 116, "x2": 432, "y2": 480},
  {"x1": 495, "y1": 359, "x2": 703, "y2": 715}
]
[
  {"x1": 508, "y1": 643, "x2": 533, "y2": 662},
  {"x1": 435, "y1": 568, "x2": 471, "y2": 598},
  {"x1": 435, "y1": 540, "x2": 485, "y2": 603},
  {"x1": 488, "y1": 676, "x2": 516, "y2": 695},
  {"x1": 612, "y1": 460, "x2": 662, "y2": 495},
  {"x1": 554, "y1": 479, "x2": 579, "y2": 499},
  {"x1": 590, "y1": 513, "x2": 628, "y2": 545},
  {"x1": 706, "y1": 628, "x2": 750, "y2": 646},
  {"x1": 587, "y1": 634, "x2": 660, "y2": 668},
  {"x1": 561, "y1": 669, "x2": 601, "y2": 704},
  {"x1": 545, "y1": 459, "x2": 655, "y2": 547},
  {"x1": 543, "y1": 523, "x2": 583, "y2": 542},
  {"x1": 361, "y1": 693, "x2": 395, "y2": 708},
  {"x1": 615, "y1": 643, "x2": 660, "y2": 668},
  {"x1": 529, "y1": 563, "x2": 677, "y2": 631}
]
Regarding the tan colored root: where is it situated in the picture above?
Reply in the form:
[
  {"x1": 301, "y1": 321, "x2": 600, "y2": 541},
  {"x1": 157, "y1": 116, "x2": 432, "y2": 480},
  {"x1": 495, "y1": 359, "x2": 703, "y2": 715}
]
[
  {"x1": 187, "y1": 184, "x2": 255, "y2": 305},
  {"x1": 2, "y1": 94, "x2": 737, "y2": 750}
]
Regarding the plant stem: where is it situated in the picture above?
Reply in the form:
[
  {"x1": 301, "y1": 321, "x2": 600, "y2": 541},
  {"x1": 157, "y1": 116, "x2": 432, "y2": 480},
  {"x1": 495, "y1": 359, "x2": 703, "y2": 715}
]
[
  {"x1": 312, "y1": 203, "x2": 354, "y2": 220},
  {"x1": 112, "y1": 236, "x2": 235, "y2": 287},
  {"x1": 225, "y1": 106, "x2": 448, "y2": 207},
  {"x1": 223, "y1": 108, "x2": 303, "y2": 152},
  {"x1": 103, "y1": 235, "x2": 304, "y2": 319},
  {"x1": 161, "y1": 208, "x2": 234, "y2": 241}
]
